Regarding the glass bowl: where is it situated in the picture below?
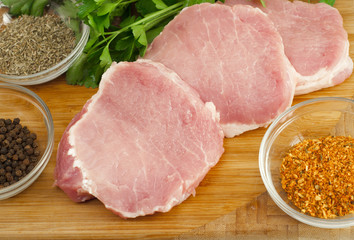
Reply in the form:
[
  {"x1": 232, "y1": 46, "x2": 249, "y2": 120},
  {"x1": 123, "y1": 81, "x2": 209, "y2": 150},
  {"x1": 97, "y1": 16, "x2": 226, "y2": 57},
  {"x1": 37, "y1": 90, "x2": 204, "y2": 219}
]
[
  {"x1": 259, "y1": 97, "x2": 354, "y2": 228},
  {"x1": 0, "y1": 2, "x2": 89, "y2": 85},
  {"x1": 0, "y1": 83, "x2": 54, "y2": 200}
]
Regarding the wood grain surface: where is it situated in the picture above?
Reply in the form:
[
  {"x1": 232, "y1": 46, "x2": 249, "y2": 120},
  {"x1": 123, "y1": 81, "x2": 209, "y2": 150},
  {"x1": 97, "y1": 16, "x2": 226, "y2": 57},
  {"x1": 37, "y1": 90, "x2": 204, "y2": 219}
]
[
  {"x1": 176, "y1": 192, "x2": 354, "y2": 240},
  {"x1": 0, "y1": 1, "x2": 353, "y2": 239}
]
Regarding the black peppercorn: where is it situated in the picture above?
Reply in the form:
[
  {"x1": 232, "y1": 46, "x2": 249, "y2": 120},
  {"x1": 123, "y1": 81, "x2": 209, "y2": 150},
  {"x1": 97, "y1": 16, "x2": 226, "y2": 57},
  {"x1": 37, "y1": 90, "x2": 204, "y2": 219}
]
[
  {"x1": 6, "y1": 125, "x2": 14, "y2": 131},
  {"x1": 11, "y1": 160, "x2": 18, "y2": 167},
  {"x1": 13, "y1": 144, "x2": 21, "y2": 151},
  {"x1": 20, "y1": 164, "x2": 26, "y2": 171},
  {"x1": 6, "y1": 152, "x2": 12, "y2": 159},
  {"x1": 15, "y1": 169, "x2": 22, "y2": 177},
  {"x1": 13, "y1": 118, "x2": 20, "y2": 125},
  {"x1": 30, "y1": 133, "x2": 37, "y2": 140},
  {"x1": 4, "y1": 160, "x2": 11, "y2": 166},
  {"x1": 34, "y1": 148, "x2": 40, "y2": 157},
  {"x1": 5, "y1": 166, "x2": 12, "y2": 172},
  {"x1": 0, "y1": 147, "x2": 7, "y2": 155},
  {"x1": 0, "y1": 127, "x2": 7, "y2": 134},
  {"x1": 24, "y1": 145, "x2": 33, "y2": 155},
  {"x1": 5, "y1": 172, "x2": 13, "y2": 182},
  {"x1": 23, "y1": 127, "x2": 30, "y2": 135},
  {"x1": 2, "y1": 139, "x2": 10, "y2": 147},
  {"x1": 22, "y1": 158, "x2": 30, "y2": 166},
  {"x1": 14, "y1": 124, "x2": 21, "y2": 132},
  {"x1": 26, "y1": 138, "x2": 33, "y2": 145},
  {"x1": 18, "y1": 152, "x2": 25, "y2": 160},
  {"x1": 12, "y1": 154, "x2": 18, "y2": 161},
  {"x1": 0, "y1": 118, "x2": 40, "y2": 188},
  {"x1": 26, "y1": 164, "x2": 35, "y2": 173}
]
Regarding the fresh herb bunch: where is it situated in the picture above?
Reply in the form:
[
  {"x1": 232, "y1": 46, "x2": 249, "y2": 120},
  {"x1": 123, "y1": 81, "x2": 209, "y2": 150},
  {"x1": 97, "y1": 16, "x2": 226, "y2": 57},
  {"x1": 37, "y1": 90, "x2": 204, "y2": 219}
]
[{"x1": 2, "y1": 0, "x2": 49, "y2": 16}]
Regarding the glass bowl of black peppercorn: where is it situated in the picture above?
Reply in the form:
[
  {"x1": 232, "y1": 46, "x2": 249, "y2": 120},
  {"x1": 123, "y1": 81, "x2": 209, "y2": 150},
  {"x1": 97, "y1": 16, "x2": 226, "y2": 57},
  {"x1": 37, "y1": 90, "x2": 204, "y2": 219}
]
[
  {"x1": 0, "y1": 82, "x2": 54, "y2": 199},
  {"x1": 0, "y1": 1, "x2": 89, "y2": 85}
]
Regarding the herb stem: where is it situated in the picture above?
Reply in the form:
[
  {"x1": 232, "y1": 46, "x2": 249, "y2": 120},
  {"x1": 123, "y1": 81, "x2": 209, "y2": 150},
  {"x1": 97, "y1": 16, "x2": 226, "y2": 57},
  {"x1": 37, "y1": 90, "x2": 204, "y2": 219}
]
[
  {"x1": 144, "y1": 6, "x2": 183, "y2": 31},
  {"x1": 88, "y1": 2, "x2": 184, "y2": 55}
]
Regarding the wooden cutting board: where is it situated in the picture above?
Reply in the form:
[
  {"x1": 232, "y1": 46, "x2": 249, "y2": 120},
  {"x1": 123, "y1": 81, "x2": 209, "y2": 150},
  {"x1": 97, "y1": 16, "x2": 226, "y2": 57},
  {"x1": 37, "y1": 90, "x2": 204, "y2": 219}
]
[
  {"x1": 0, "y1": 1, "x2": 353, "y2": 239},
  {"x1": 177, "y1": 192, "x2": 354, "y2": 239}
]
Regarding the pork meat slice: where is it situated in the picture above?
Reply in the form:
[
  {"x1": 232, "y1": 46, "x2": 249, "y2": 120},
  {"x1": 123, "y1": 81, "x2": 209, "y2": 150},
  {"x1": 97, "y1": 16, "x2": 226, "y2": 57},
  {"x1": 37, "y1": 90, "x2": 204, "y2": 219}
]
[
  {"x1": 224, "y1": 0, "x2": 353, "y2": 95},
  {"x1": 54, "y1": 59, "x2": 224, "y2": 218},
  {"x1": 144, "y1": 3, "x2": 296, "y2": 137}
]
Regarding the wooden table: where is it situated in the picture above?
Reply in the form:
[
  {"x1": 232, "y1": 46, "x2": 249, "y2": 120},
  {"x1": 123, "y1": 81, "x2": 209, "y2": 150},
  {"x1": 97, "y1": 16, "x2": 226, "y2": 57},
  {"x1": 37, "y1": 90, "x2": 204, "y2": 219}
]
[{"x1": 0, "y1": 1, "x2": 353, "y2": 239}]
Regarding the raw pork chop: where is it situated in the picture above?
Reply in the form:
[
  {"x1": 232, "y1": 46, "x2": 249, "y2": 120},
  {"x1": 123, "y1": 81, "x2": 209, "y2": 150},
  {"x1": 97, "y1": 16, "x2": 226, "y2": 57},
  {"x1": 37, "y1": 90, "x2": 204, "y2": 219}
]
[
  {"x1": 144, "y1": 3, "x2": 296, "y2": 137},
  {"x1": 224, "y1": 0, "x2": 353, "y2": 95},
  {"x1": 54, "y1": 59, "x2": 224, "y2": 218}
]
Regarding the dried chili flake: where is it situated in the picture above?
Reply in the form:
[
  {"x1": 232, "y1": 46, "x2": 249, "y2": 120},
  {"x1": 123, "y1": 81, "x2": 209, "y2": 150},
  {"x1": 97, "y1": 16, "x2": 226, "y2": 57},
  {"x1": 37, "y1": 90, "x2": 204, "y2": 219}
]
[{"x1": 280, "y1": 136, "x2": 354, "y2": 219}]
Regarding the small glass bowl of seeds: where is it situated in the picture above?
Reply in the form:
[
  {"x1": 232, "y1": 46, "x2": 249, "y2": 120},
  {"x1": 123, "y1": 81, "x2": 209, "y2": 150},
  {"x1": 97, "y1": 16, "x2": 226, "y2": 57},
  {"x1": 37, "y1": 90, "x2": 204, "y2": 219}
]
[
  {"x1": 0, "y1": 82, "x2": 54, "y2": 199},
  {"x1": 259, "y1": 97, "x2": 354, "y2": 228},
  {"x1": 0, "y1": 1, "x2": 89, "y2": 85}
]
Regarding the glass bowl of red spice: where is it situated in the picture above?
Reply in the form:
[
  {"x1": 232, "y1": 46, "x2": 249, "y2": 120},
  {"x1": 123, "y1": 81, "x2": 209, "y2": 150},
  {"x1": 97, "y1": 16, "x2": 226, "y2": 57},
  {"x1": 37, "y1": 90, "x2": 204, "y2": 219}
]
[
  {"x1": 0, "y1": 2, "x2": 89, "y2": 85},
  {"x1": 259, "y1": 97, "x2": 354, "y2": 229},
  {"x1": 0, "y1": 82, "x2": 54, "y2": 199}
]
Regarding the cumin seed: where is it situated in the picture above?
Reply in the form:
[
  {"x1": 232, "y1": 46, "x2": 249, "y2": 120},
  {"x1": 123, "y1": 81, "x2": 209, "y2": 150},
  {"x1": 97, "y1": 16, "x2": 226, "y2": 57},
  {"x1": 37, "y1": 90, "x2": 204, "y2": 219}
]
[{"x1": 0, "y1": 14, "x2": 76, "y2": 75}]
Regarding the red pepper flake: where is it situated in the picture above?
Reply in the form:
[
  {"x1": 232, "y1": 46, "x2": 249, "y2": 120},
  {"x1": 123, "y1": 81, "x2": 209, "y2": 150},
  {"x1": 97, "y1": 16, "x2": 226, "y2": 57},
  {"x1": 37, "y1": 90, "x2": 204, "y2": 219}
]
[{"x1": 280, "y1": 136, "x2": 354, "y2": 219}]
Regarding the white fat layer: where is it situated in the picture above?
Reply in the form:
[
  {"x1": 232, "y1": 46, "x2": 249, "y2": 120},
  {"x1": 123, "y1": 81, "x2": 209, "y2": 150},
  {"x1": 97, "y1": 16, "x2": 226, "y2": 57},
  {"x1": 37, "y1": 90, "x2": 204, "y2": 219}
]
[
  {"x1": 222, "y1": 122, "x2": 268, "y2": 138},
  {"x1": 295, "y1": 40, "x2": 353, "y2": 95},
  {"x1": 204, "y1": 102, "x2": 220, "y2": 123},
  {"x1": 68, "y1": 64, "x2": 120, "y2": 195},
  {"x1": 105, "y1": 185, "x2": 191, "y2": 218}
]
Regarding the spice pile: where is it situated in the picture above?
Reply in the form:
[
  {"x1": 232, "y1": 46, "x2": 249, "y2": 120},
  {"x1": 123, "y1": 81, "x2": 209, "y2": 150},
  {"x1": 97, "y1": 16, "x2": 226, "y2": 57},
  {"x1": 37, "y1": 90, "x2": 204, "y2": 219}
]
[
  {"x1": 280, "y1": 136, "x2": 354, "y2": 219},
  {"x1": 0, "y1": 14, "x2": 76, "y2": 75},
  {"x1": 0, "y1": 118, "x2": 40, "y2": 189}
]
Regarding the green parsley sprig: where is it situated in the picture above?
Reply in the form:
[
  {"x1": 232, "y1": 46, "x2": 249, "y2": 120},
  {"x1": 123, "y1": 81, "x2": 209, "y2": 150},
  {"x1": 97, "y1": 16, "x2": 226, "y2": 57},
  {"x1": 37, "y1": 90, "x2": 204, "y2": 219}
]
[
  {"x1": 319, "y1": 0, "x2": 335, "y2": 6},
  {"x1": 2, "y1": 0, "x2": 49, "y2": 16}
]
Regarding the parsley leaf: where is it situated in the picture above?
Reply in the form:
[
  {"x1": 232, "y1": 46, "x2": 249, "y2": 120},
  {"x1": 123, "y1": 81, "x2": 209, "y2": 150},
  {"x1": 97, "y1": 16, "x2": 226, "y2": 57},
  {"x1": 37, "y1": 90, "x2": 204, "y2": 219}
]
[
  {"x1": 319, "y1": 0, "x2": 336, "y2": 6},
  {"x1": 2, "y1": 0, "x2": 49, "y2": 16}
]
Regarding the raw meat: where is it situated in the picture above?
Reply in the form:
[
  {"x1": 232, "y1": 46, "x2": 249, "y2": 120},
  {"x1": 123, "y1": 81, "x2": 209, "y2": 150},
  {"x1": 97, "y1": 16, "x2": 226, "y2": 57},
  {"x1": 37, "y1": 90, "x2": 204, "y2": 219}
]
[
  {"x1": 224, "y1": 0, "x2": 353, "y2": 95},
  {"x1": 54, "y1": 59, "x2": 224, "y2": 218},
  {"x1": 144, "y1": 3, "x2": 296, "y2": 137}
]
